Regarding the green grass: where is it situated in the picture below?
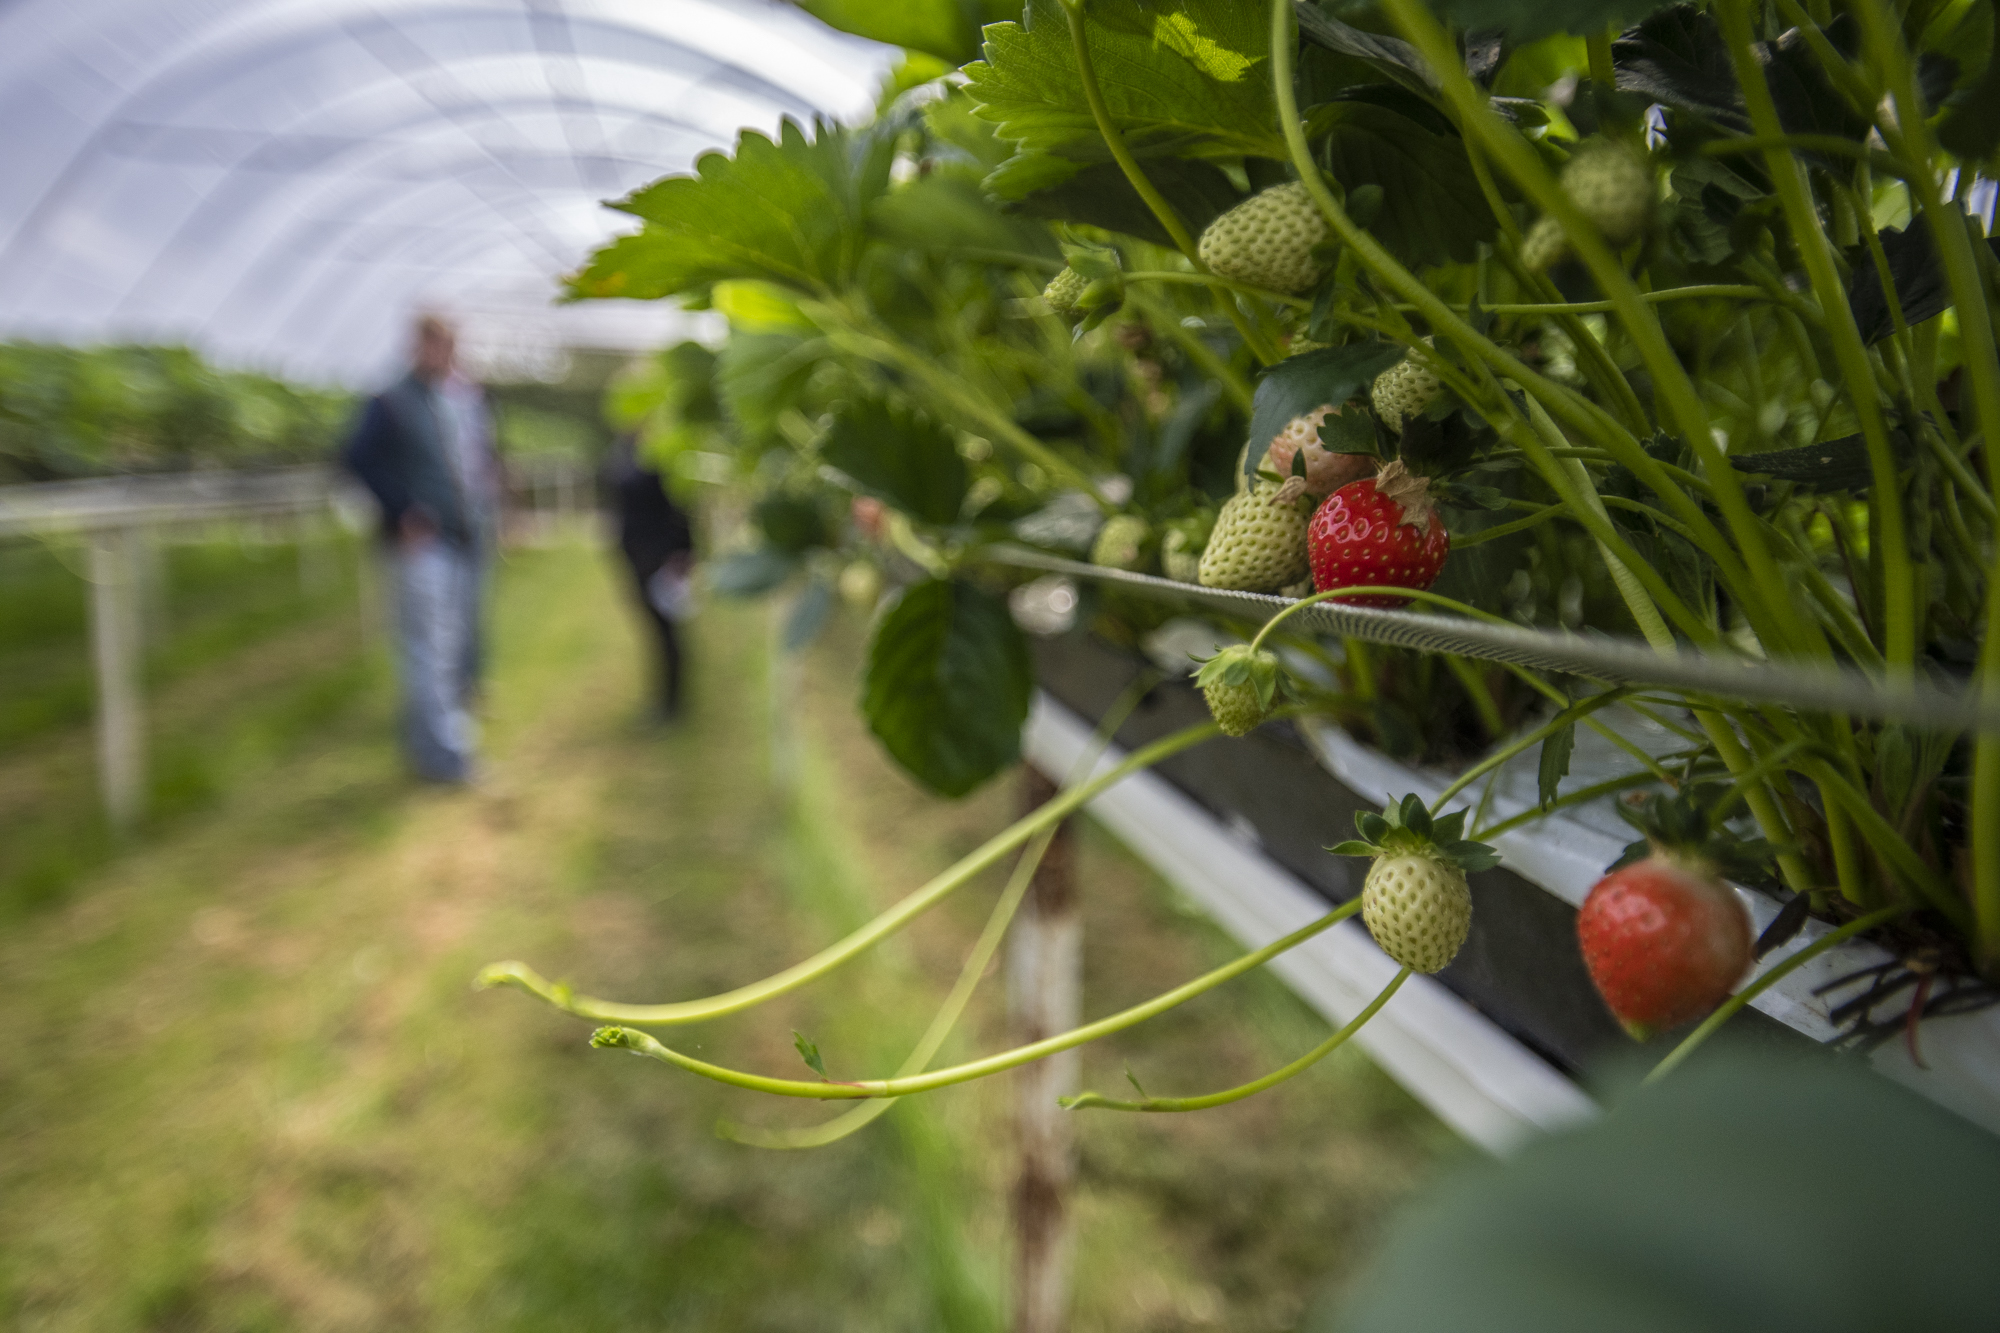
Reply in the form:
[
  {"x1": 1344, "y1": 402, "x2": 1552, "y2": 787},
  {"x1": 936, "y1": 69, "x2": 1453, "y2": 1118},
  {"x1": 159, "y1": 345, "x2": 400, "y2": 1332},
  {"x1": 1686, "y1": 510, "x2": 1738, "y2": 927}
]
[
  {"x1": 0, "y1": 543, "x2": 1455, "y2": 1331},
  {"x1": 0, "y1": 527, "x2": 379, "y2": 917}
]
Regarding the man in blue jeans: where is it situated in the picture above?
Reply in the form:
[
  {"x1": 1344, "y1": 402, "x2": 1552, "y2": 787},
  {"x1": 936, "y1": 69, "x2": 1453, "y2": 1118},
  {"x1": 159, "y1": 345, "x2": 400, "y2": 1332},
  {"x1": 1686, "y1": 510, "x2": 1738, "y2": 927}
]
[{"x1": 342, "y1": 316, "x2": 484, "y2": 783}]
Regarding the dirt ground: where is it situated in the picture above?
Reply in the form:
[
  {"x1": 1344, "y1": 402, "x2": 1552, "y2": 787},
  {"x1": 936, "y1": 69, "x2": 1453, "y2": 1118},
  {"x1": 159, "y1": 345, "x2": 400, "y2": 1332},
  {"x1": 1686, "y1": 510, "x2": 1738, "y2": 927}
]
[{"x1": 0, "y1": 542, "x2": 1455, "y2": 1332}]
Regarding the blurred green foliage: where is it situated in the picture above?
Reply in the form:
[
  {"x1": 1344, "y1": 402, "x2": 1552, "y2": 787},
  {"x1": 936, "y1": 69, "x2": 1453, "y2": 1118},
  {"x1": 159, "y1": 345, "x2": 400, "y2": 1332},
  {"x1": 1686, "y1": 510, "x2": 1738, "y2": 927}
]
[{"x1": 0, "y1": 343, "x2": 353, "y2": 482}]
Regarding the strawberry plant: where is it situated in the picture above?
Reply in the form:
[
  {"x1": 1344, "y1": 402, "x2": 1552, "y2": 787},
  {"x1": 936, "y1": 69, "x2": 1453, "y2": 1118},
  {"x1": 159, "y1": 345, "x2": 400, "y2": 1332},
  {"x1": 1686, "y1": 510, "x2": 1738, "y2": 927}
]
[{"x1": 484, "y1": 0, "x2": 2000, "y2": 1142}]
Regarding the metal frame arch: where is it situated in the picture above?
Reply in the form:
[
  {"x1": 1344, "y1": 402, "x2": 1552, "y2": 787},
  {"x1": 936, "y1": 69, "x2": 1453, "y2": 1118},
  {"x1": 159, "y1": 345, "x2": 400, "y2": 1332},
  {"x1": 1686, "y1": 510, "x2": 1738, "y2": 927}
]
[{"x1": 107, "y1": 93, "x2": 711, "y2": 323}]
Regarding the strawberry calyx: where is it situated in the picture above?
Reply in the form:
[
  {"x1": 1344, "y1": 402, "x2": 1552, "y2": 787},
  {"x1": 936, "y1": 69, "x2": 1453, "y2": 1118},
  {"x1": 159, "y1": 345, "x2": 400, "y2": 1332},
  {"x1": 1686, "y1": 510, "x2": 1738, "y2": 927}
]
[
  {"x1": 1609, "y1": 786, "x2": 1780, "y2": 886},
  {"x1": 1192, "y1": 643, "x2": 1283, "y2": 709},
  {"x1": 1328, "y1": 793, "x2": 1501, "y2": 873},
  {"x1": 1370, "y1": 459, "x2": 1438, "y2": 536}
]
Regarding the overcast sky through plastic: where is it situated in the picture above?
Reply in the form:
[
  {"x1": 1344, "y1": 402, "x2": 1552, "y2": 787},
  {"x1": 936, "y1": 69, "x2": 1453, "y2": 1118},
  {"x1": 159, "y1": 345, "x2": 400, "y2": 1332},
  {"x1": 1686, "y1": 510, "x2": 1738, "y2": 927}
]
[{"x1": 0, "y1": 0, "x2": 896, "y2": 386}]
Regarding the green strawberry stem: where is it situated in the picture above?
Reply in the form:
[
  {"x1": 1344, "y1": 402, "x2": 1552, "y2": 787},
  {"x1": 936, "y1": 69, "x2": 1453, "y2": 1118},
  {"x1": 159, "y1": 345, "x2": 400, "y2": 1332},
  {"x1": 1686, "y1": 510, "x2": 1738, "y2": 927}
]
[
  {"x1": 476, "y1": 721, "x2": 1220, "y2": 1025},
  {"x1": 1428, "y1": 689, "x2": 1631, "y2": 814},
  {"x1": 1057, "y1": 0, "x2": 1283, "y2": 366},
  {"x1": 1643, "y1": 904, "x2": 1910, "y2": 1085},
  {"x1": 720, "y1": 672, "x2": 1160, "y2": 1149},
  {"x1": 1061, "y1": 965, "x2": 1412, "y2": 1112},
  {"x1": 1122, "y1": 269, "x2": 1313, "y2": 309},
  {"x1": 587, "y1": 899, "x2": 1368, "y2": 1100}
]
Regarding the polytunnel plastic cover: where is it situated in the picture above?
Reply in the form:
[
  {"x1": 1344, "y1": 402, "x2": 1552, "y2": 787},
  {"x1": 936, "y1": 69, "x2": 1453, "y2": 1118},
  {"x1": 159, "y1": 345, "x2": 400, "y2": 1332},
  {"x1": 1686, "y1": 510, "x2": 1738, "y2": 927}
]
[{"x1": 0, "y1": 0, "x2": 895, "y2": 385}]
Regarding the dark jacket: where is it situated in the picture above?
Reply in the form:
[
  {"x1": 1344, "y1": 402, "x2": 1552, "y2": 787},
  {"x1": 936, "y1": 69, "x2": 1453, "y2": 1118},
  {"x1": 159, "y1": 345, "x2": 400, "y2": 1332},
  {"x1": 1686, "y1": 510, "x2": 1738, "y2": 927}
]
[
  {"x1": 341, "y1": 373, "x2": 471, "y2": 545},
  {"x1": 605, "y1": 440, "x2": 693, "y2": 576}
]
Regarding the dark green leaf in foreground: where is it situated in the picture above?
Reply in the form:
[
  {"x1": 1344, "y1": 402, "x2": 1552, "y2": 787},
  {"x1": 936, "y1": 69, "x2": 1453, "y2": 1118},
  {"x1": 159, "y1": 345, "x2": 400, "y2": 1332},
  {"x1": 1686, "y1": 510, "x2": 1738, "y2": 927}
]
[
  {"x1": 867, "y1": 166, "x2": 1063, "y2": 262},
  {"x1": 821, "y1": 398, "x2": 970, "y2": 527},
  {"x1": 566, "y1": 119, "x2": 888, "y2": 301},
  {"x1": 709, "y1": 548, "x2": 798, "y2": 598},
  {"x1": 1245, "y1": 342, "x2": 1404, "y2": 473},
  {"x1": 863, "y1": 579, "x2": 1034, "y2": 797}
]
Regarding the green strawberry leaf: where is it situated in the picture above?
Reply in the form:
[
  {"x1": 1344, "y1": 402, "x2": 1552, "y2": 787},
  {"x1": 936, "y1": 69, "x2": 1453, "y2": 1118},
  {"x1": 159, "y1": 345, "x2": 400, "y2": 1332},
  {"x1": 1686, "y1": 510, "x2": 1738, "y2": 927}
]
[
  {"x1": 797, "y1": 0, "x2": 1022, "y2": 65},
  {"x1": 867, "y1": 166, "x2": 1063, "y2": 264},
  {"x1": 793, "y1": 1030, "x2": 829, "y2": 1080},
  {"x1": 709, "y1": 548, "x2": 798, "y2": 598},
  {"x1": 863, "y1": 578, "x2": 1034, "y2": 798},
  {"x1": 1398, "y1": 794, "x2": 1432, "y2": 838},
  {"x1": 1312, "y1": 101, "x2": 1499, "y2": 267},
  {"x1": 993, "y1": 156, "x2": 1243, "y2": 248},
  {"x1": 1429, "y1": 0, "x2": 1665, "y2": 44},
  {"x1": 964, "y1": 0, "x2": 1288, "y2": 171},
  {"x1": 1356, "y1": 810, "x2": 1392, "y2": 843},
  {"x1": 568, "y1": 119, "x2": 888, "y2": 300},
  {"x1": 821, "y1": 397, "x2": 970, "y2": 527},
  {"x1": 1538, "y1": 722, "x2": 1576, "y2": 809},
  {"x1": 1245, "y1": 342, "x2": 1405, "y2": 477},
  {"x1": 1327, "y1": 839, "x2": 1380, "y2": 857},
  {"x1": 1443, "y1": 841, "x2": 1504, "y2": 872},
  {"x1": 1432, "y1": 809, "x2": 1468, "y2": 844}
]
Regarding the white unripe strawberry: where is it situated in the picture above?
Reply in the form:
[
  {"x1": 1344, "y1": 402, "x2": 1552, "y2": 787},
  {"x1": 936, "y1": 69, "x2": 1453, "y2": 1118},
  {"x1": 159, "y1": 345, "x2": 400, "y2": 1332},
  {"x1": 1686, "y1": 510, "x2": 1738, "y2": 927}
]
[
  {"x1": 1564, "y1": 141, "x2": 1654, "y2": 246},
  {"x1": 1193, "y1": 644, "x2": 1282, "y2": 737},
  {"x1": 1265, "y1": 404, "x2": 1375, "y2": 496},
  {"x1": 1090, "y1": 513, "x2": 1150, "y2": 571},
  {"x1": 1363, "y1": 854, "x2": 1472, "y2": 974},
  {"x1": 1370, "y1": 343, "x2": 1440, "y2": 435},
  {"x1": 1519, "y1": 213, "x2": 1568, "y2": 273},
  {"x1": 1196, "y1": 481, "x2": 1310, "y2": 592},
  {"x1": 1043, "y1": 266, "x2": 1088, "y2": 314},
  {"x1": 1197, "y1": 182, "x2": 1328, "y2": 294},
  {"x1": 1330, "y1": 796, "x2": 1500, "y2": 975},
  {"x1": 1161, "y1": 524, "x2": 1205, "y2": 583}
]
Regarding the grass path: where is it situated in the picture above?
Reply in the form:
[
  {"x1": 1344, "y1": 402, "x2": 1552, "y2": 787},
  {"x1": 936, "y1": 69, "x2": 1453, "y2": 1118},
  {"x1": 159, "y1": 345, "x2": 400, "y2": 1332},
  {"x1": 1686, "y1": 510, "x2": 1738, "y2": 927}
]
[{"x1": 0, "y1": 544, "x2": 1451, "y2": 1332}]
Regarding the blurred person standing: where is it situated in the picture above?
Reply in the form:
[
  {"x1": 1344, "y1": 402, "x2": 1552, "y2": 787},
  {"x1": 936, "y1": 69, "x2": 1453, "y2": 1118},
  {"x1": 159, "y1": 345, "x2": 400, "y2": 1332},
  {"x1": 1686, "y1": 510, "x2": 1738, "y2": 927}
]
[
  {"x1": 341, "y1": 315, "x2": 480, "y2": 782},
  {"x1": 604, "y1": 434, "x2": 694, "y2": 720},
  {"x1": 439, "y1": 363, "x2": 501, "y2": 704}
]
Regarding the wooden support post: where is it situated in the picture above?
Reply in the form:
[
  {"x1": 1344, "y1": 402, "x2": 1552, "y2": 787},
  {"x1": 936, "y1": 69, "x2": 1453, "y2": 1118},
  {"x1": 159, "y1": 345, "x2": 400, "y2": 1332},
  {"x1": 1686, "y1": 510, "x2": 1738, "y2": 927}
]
[
  {"x1": 1008, "y1": 763, "x2": 1080, "y2": 1333},
  {"x1": 89, "y1": 525, "x2": 147, "y2": 835}
]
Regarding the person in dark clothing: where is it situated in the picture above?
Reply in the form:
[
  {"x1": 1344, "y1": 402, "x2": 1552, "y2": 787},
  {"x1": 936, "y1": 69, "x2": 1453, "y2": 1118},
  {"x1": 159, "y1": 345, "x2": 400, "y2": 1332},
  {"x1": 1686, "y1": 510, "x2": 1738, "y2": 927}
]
[
  {"x1": 605, "y1": 435, "x2": 695, "y2": 718},
  {"x1": 341, "y1": 315, "x2": 481, "y2": 781}
]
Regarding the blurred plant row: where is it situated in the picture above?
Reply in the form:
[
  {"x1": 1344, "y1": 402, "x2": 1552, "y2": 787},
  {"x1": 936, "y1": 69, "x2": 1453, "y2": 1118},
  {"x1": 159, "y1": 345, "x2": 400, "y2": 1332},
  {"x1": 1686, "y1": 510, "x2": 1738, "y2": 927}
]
[{"x1": 0, "y1": 342, "x2": 353, "y2": 483}]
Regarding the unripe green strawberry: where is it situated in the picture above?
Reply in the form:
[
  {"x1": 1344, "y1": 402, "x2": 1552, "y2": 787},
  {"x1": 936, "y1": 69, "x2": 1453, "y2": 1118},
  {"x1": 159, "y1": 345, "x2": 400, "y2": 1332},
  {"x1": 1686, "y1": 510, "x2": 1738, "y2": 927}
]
[
  {"x1": 1197, "y1": 481, "x2": 1310, "y2": 592},
  {"x1": 1330, "y1": 796, "x2": 1500, "y2": 974},
  {"x1": 1197, "y1": 182, "x2": 1328, "y2": 294},
  {"x1": 1193, "y1": 644, "x2": 1282, "y2": 737},
  {"x1": 1369, "y1": 343, "x2": 1440, "y2": 435},
  {"x1": 1564, "y1": 141, "x2": 1654, "y2": 246},
  {"x1": 1090, "y1": 513, "x2": 1150, "y2": 571},
  {"x1": 1519, "y1": 213, "x2": 1568, "y2": 274},
  {"x1": 1160, "y1": 512, "x2": 1213, "y2": 583},
  {"x1": 1044, "y1": 266, "x2": 1088, "y2": 314}
]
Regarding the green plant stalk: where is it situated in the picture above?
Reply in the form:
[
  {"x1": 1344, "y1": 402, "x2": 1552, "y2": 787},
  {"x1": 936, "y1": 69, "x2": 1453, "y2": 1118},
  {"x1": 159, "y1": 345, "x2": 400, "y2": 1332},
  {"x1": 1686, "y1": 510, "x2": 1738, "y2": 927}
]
[
  {"x1": 1700, "y1": 712, "x2": 1815, "y2": 899},
  {"x1": 1062, "y1": 966, "x2": 1413, "y2": 1112},
  {"x1": 588, "y1": 898, "x2": 1367, "y2": 1099},
  {"x1": 1432, "y1": 286, "x2": 1772, "y2": 316},
  {"x1": 1443, "y1": 654, "x2": 1506, "y2": 737},
  {"x1": 1057, "y1": 0, "x2": 1282, "y2": 365},
  {"x1": 720, "y1": 672, "x2": 1159, "y2": 1148},
  {"x1": 1473, "y1": 770, "x2": 1674, "y2": 841},
  {"x1": 1429, "y1": 689, "x2": 1630, "y2": 812},
  {"x1": 1713, "y1": 0, "x2": 1914, "y2": 674},
  {"x1": 475, "y1": 722, "x2": 1220, "y2": 1025},
  {"x1": 1383, "y1": 0, "x2": 1820, "y2": 662},
  {"x1": 1265, "y1": 0, "x2": 1767, "y2": 617},
  {"x1": 1452, "y1": 502, "x2": 1567, "y2": 547},
  {"x1": 1644, "y1": 904, "x2": 1908, "y2": 1083},
  {"x1": 723, "y1": 819, "x2": 1055, "y2": 1148},
  {"x1": 1124, "y1": 269, "x2": 1313, "y2": 308},
  {"x1": 1851, "y1": 1, "x2": 2000, "y2": 967},
  {"x1": 1122, "y1": 284, "x2": 1255, "y2": 412},
  {"x1": 1795, "y1": 752, "x2": 1967, "y2": 926}
]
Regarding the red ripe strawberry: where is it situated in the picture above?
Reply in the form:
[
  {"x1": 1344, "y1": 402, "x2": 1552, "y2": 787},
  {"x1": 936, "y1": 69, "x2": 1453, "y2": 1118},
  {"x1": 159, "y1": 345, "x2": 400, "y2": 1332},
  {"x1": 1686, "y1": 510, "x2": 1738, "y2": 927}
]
[
  {"x1": 1576, "y1": 790, "x2": 1757, "y2": 1039},
  {"x1": 1306, "y1": 459, "x2": 1449, "y2": 607}
]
